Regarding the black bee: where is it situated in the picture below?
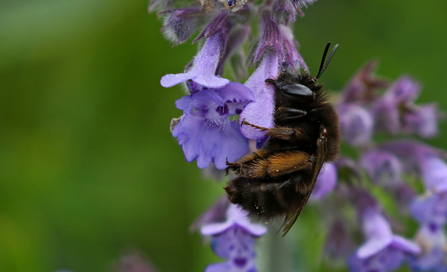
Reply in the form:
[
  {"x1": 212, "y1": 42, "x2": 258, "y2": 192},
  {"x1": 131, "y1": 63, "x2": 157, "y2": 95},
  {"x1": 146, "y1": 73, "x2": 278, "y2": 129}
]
[{"x1": 224, "y1": 43, "x2": 341, "y2": 236}]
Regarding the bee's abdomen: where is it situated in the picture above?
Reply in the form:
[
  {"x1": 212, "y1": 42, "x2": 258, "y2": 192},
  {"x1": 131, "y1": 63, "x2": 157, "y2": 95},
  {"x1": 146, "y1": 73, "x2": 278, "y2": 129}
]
[{"x1": 225, "y1": 173, "x2": 311, "y2": 219}]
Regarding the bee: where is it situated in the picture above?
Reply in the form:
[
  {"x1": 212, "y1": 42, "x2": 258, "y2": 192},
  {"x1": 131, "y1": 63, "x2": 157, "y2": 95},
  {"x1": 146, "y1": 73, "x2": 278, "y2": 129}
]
[{"x1": 224, "y1": 43, "x2": 341, "y2": 236}]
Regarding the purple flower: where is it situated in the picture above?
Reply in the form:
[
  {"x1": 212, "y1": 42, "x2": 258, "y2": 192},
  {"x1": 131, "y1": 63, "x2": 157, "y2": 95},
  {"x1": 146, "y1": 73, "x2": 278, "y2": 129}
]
[
  {"x1": 173, "y1": 83, "x2": 254, "y2": 169},
  {"x1": 420, "y1": 156, "x2": 447, "y2": 193},
  {"x1": 348, "y1": 208, "x2": 420, "y2": 271},
  {"x1": 348, "y1": 190, "x2": 420, "y2": 272},
  {"x1": 160, "y1": 32, "x2": 230, "y2": 89},
  {"x1": 402, "y1": 104, "x2": 439, "y2": 138},
  {"x1": 369, "y1": 76, "x2": 421, "y2": 135},
  {"x1": 409, "y1": 225, "x2": 447, "y2": 272},
  {"x1": 410, "y1": 193, "x2": 447, "y2": 230},
  {"x1": 339, "y1": 60, "x2": 389, "y2": 104},
  {"x1": 201, "y1": 204, "x2": 267, "y2": 272},
  {"x1": 337, "y1": 104, "x2": 374, "y2": 146},
  {"x1": 240, "y1": 51, "x2": 279, "y2": 141},
  {"x1": 312, "y1": 162, "x2": 337, "y2": 199},
  {"x1": 379, "y1": 140, "x2": 446, "y2": 178},
  {"x1": 361, "y1": 150, "x2": 403, "y2": 186},
  {"x1": 384, "y1": 76, "x2": 421, "y2": 104}
]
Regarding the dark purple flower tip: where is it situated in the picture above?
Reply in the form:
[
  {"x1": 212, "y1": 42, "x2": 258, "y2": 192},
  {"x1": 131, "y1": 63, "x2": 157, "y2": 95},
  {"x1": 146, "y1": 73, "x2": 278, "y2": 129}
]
[
  {"x1": 173, "y1": 83, "x2": 254, "y2": 169},
  {"x1": 159, "y1": 8, "x2": 203, "y2": 45},
  {"x1": 384, "y1": 76, "x2": 421, "y2": 104},
  {"x1": 361, "y1": 150, "x2": 403, "y2": 186},
  {"x1": 240, "y1": 51, "x2": 279, "y2": 140},
  {"x1": 273, "y1": 0, "x2": 296, "y2": 25},
  {"x1": 402, "y1": 103, "x2": 440, "y2": 138},
  {"x1": 251, "y1": 10, "x2": 283, "y2": 64},
  {"x1": 312, "y1": 163, "x2": 337, "y2": 199},
  {"x1": 337, "y1": 104, "x2": 374, "y2": 146},
  {"x1": 339, "y1": 60, "x2": 390, "y2": 104},
  {"x1": 279, "y1": 25, "x2": 308, "y2": 71},
  {"x1": 410, "y1": 193, "x2": 447, "y2": 227},
  {"x1": 420, "y1": 157, "x2": 447, "y2": 193},
  {"x1": 160, "y1": 34, "x2": 230, "y2": 89},
  {"x1": 335, "y1": 156, "x2": 362, "y2": 181},
  {"x1": 201, "y1": 204, "x2": 268, "y2": 236},
  {"x1": 193, "y1": 12, "x2": 232, "y2": 44}
]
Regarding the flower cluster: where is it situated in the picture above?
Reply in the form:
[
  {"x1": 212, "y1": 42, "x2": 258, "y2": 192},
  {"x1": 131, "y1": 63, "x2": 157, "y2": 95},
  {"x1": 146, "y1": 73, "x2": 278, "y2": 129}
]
[
  {"x1": 153, "y1": 0, "x2": 313, "y2": 169},
  {"x1": 150, "y1": 0, "x2": 447, "y2": 271},
  {"x1": 324, "y1": 61, "x2": 446, "y2": 271}
]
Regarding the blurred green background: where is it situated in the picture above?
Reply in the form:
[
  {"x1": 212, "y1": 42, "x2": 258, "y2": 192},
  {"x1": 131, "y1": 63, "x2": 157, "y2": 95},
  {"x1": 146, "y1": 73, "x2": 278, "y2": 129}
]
[{"x1": 1, "y1": 0, "x2": 446, "y2": 271}]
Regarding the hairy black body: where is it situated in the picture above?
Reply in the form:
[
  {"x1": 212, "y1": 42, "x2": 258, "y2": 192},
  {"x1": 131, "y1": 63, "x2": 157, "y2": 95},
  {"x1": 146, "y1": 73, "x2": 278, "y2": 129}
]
[{"x1": 224, "y1": 45, "x2": 340, "y2": 236}]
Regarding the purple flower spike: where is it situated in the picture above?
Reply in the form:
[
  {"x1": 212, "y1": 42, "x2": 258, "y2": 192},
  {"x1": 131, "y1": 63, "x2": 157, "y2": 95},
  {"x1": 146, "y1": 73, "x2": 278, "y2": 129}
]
[
  {"x1": 348, "y1": 207, "x2": 420, "y2": 272},
  {"x1": 402, "y1": 103, "x2": 439, "y2": 138},
  {"x1": 337, "y1": 104, "x2": 374, "y2": 146},
  {"x1": 160, "y1": 34, "x2": 230, "y2": 88},
  {"x1": 173, "y1": 83, "x2": 254, "y2": 169},
  {"x1": 361, "y1": 150, "x2": 403, "y2": 186},
  {"x1": 240, "y1": 51, "x2": 279, "y2": 140},
  {"x1": 312, "y1": 163, "x2": 337, "y2": 199}
]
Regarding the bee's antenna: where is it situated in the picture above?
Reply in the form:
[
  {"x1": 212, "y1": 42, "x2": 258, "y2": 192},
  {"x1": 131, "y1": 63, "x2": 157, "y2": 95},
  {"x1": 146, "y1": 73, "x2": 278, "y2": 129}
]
[{"x1": 315, "y1": 43, "x2": 339, "y2": 81}]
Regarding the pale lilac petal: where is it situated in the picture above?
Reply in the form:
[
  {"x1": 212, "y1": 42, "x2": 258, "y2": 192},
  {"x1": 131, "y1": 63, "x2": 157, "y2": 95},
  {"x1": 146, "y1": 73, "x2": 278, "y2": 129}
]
[
  {"x1": 390, "y1": 235, "x2": 421, "y2": 254},
  {"x1": 384, "y1": 76, "x2": 421, "y2": 104},
  {"x1": 312, "y1": 163, "x2": 337, "y2": 199},
  {"x1": 421, "y1": 156, "x2": 447, "y2": 193},
  {"x1": 160, "y1": 34, "x2": 230, "y2": 88},
  {"x1": 357, "y1": 237, "x2": 393, "y2": 259},
  {"x1": 218, "y1": 82, "x2": 255, "y2": 115},
  {"x1": 201, "y1": 205, "x2": 267, "y2": 236},
  {"x1": 403, "y1": 103, "x2": 439, "y2": 138},
  {"x1": 240, "y1": 51, "x2": 278, "y2": 140}
]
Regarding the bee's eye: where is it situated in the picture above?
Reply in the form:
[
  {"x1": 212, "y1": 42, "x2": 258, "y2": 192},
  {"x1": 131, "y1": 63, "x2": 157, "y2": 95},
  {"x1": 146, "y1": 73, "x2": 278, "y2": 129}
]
[{"x1": 280, "y1": 83, "x2": 314, "y2": 98}]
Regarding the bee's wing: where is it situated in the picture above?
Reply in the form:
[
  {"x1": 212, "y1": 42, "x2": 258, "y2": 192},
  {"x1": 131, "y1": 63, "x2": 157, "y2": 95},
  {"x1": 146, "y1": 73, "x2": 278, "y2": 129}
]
[{"x1": 280, "y1": 131, "x2": 328, "y2": 237}]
